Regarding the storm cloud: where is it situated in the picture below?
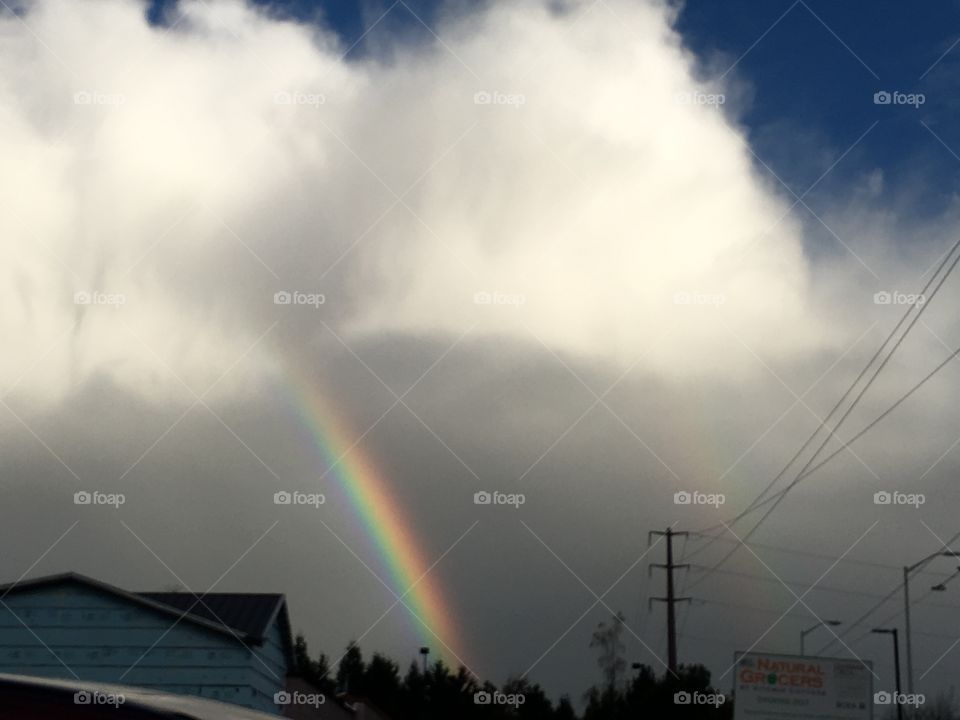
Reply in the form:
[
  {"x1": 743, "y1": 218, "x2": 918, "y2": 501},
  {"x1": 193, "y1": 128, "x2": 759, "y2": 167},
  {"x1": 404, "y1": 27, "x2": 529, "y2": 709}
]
[{"x1": 4, "y1": 0, "x2": 960, "y2": 706}]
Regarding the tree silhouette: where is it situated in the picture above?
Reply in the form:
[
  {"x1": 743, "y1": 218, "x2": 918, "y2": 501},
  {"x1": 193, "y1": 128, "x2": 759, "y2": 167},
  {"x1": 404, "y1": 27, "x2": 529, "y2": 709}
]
[
  {"x1": 589, "y1": 612, "x2": 627, "y2": 691},
  {"x1": 554, "y1": 696, "x2": 578, "y2": 720},
  {"x1": 336, "y1": 641, "x2": 365, "y2": 694},
  {"x1": 504, "y1": 676, "x2": 554, "y2": 720},
  {"x1": 291, "y1": 633, "x2": 734, "y2": 719},
  {"x1": 363, "y1": 653, "x2": 403, "y2": 716},
  {"x1": 293, "y1": 633, "x2": 336, "y2": 696}
]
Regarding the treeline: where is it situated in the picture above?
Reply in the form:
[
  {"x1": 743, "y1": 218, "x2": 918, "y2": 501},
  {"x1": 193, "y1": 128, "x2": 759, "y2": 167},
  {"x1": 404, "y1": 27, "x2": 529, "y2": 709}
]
[
  {"x1": 582, "y1": 664, "x2": 731, "y2": 720},
  {"x1": 293, "y1": 636, "x2": 730, "y2": 719},
  {"x1": 295, "y1": 635, "x2": 575, "y2": 719},
  {"x1": 293, "y1": 608, "x2": 960, "y2": 720}
]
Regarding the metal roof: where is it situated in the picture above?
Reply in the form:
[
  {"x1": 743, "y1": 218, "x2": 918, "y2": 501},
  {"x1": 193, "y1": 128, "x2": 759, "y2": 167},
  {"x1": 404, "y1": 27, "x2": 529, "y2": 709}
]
[{"x1": 138, "y1": 592, "x2": 285, "y2": 642}]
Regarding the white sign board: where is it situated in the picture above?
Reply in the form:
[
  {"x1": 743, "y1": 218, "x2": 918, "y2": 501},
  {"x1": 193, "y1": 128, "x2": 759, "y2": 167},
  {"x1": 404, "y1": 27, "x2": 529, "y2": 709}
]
[{"x1": 733, "y1": 651, "x2": 873, "y2": 720}]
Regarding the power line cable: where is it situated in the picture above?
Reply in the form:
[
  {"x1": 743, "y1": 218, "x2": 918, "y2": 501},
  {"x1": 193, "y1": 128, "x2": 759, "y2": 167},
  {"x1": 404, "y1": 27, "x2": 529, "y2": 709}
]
[
  {"x1": 684, "y1": 236, "x2": 960, "y2": 571},
  {"x1": 685, "y1": 531, "x2": 958, "y2": 575},
  {"x1": 688, "y1": 244, "x2": 960, "y2": 587},
  {"x1": 715, "y1": 342, "x2": 960, "y2": 525},
  {"x1": 688, "y1": 564, "x2": 960, "y2": 612},
  {"x1": 814, "y1": 528, "x2": 960, "y2": 655}
]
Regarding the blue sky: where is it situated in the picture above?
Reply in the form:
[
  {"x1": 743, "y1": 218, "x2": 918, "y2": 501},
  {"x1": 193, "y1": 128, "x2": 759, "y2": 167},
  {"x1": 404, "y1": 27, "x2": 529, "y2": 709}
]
[{"x1": 677, "y1": 0, "x2": 960, "y2": 215}]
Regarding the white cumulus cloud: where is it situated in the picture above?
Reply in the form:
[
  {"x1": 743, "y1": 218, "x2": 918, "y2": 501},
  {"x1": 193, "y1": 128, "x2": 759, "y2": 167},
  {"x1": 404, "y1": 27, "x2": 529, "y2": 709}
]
[{"x1": 0, "y1": 0, "x2": 830, "y2": 404}]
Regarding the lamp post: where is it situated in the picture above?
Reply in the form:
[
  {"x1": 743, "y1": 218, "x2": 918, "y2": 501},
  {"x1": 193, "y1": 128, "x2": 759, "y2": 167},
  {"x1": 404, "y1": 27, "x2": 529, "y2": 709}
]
[
  {"x1": 800, "y1": 619, "x2": 842, "y2": 655},
  {"x1": 930, "y1": 566, "x2": 960, "y2": 593},
  {"x1": 904, "y1": 550, "x2": 960, "y2": 696},
  {"x1": 872, "y1": 628, "x2": 903, "y2": 720}
]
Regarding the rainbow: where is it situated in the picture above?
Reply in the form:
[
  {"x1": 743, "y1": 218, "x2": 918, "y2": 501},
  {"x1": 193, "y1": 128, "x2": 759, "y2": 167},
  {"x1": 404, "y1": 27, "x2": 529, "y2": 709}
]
[{"x1": 281, "y1": 364, "x2": 465, "y2": 670}]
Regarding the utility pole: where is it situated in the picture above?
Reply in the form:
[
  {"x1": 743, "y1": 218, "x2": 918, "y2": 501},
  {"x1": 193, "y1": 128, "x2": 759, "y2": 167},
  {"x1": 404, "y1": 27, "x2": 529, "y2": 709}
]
[
  {"x1": 903, "y1": 566, "x2": 912, "y2": 696},
  {"x1": 649, "y1": 528, "x2": 690, "y2": 673}
]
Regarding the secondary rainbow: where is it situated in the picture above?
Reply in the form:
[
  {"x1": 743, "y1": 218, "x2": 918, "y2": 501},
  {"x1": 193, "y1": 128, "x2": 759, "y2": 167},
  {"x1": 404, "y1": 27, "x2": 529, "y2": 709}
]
[{"x1": 281, "y1": 364, "x2": 465, "y2": 669}]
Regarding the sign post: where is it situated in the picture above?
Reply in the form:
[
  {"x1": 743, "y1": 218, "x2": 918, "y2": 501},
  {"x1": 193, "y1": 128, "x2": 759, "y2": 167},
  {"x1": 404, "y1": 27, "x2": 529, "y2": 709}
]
[{"x1": 733, "y1": 651, "x2": 873, "y2": 720}]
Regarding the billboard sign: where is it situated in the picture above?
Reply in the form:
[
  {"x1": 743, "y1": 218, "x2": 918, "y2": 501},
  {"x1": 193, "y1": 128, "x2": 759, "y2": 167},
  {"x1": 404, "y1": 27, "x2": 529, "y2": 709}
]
[{"x1": 733, "y1": 651, "x2": 873, "y2": 720}]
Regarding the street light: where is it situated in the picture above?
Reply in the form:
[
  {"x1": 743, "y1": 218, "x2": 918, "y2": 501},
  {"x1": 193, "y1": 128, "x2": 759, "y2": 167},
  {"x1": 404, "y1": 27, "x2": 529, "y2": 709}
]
[
  {"x1": 930, "y1": 566, "x2": 960, "y2": 593},
  {"x1": 872, "y1": 628, "x2": 903, "y2": 720},
  {"x1": 800, "y1": 619, "x2": 842, "y2": 655},
  {"x1": 419, "y1": 646, "x2": 430, "y2": 674},
  {"x1": 904, "y1": 550, "x2": 960, "y2": 696}
]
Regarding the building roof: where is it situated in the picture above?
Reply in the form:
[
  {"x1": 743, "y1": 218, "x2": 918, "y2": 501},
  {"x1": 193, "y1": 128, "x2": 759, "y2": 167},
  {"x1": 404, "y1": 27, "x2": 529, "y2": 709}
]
[
  {"x1": 138, "y1": 592, "x2": 285, "y2": 643},
  {"x1": 0, "y1": 572, "x2": 296, "y2": 667}
]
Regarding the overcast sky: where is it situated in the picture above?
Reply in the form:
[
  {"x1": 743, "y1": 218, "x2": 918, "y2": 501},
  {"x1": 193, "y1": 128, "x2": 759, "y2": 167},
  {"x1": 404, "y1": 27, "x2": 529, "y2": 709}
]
[{"x1": 4, "y1": 0, "x2": 960, "y2": 706}]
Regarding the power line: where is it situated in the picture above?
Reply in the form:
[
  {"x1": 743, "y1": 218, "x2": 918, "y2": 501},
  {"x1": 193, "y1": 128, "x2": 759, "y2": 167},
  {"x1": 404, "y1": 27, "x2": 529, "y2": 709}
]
[
  {"x1": 671, "y1": 241, "x2": 960, "y2": 667},
  {"x1": 689, "y1": 286, "x2": 960, "y2": 591},
  {"x1": 687, "y1": 565, "x2": 960, "y2": 612},
  {"x1": 814, "y1": 528, "x2": 960, "y2": 656},
  {"x1": 680, "y1": 532, "x2": 960, "y2": 661},
  {"x1": 685, "y1": 531, "x2": 957, "y2": 575},
  {"x1": 727, "y1": 342, "x2": 960, "y2": 519},
  {"x1": 676, "y1": 535, "x2": 695, "y2": 641},
  {"x1": 690, "y1": 598, "x2": 960, "y2": 643},
  {"x1": 685, "y1": 340, "x2": 960, "y2": 564},
  {"x1": 676, "y1": 630, "x2": 745, "y2": 648},
  {"x1": 843, "y1": 561, "x2": 960, "y2": 650},
  {"x1": 676, "y1": 615, "x2": 960, "y2": 656},
  {"x1": 694, "y1": 597, "x2": 846, "y2": 622},
  {"x1": 686, "y1": 565, "x2": 893, "y2": 601},
  {"x1": 681, "y1": 351, "x2": 960, "y2": 663},
  {"x1": 685, "y1": 236, "x2": 960, "y2": 577}
]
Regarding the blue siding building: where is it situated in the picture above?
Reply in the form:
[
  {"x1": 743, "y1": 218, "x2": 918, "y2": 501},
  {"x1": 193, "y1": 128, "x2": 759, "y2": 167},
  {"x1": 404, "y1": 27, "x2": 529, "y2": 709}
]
[{"x1": 0, "y1": 573, "x2": 296, "y2": 714}]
